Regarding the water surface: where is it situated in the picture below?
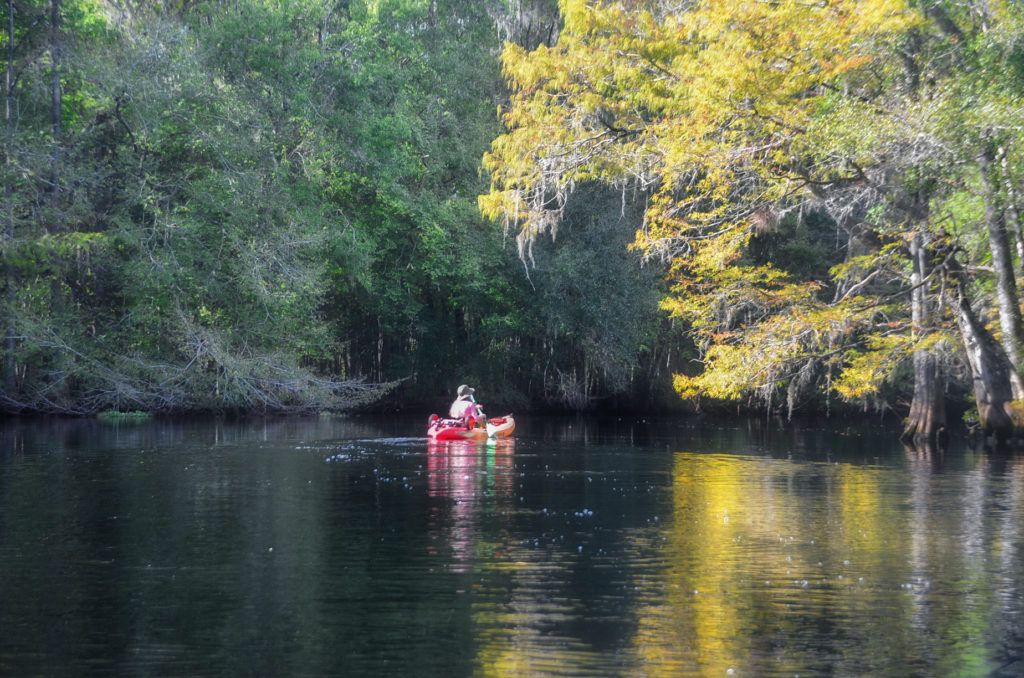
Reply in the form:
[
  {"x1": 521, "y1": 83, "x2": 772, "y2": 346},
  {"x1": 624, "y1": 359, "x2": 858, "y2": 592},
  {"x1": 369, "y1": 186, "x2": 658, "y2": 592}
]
[{"x1": 0, "y1": 416, "x2": 1021, "y2": 676}]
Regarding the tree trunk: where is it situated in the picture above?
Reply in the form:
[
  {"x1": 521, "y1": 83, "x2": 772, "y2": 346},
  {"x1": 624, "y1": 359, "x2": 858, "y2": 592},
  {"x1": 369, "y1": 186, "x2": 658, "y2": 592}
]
[
  {"x1": 978, "y1": 144, "x2": 1024, "y2": 374},
  {"x1": 953, "y1": 277, "x2": 1024, "y2": 439},
  {"x1": 997, "y1": 147, "x2": 1024, "y2": 274},
  {"x1": 47, "y1": 0, "x2": 66, "y2": 402},
  {"x1": 904, "y1": 348, "x2": 946, "y2": 442},
  {"x1": 4, "y1": 0, "x2": 15, "y2": 394},
  {"x1": 902, "y1": 231, "x2": 946, "y2": 443},
  {"x1": 49, "y1": 0, "x2": 61, "y2": 210}
]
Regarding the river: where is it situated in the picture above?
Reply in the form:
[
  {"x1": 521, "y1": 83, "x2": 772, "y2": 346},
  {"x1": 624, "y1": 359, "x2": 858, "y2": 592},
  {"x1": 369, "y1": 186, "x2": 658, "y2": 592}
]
[{"x1": 0, "y1": 415, "x2": 1021, "y2": 677}]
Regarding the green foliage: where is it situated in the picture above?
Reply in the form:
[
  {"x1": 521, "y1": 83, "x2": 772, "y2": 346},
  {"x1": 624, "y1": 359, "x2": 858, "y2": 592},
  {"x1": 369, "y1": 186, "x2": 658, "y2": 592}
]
[
  {"x1": 2, "y1": 0, "x2": 671, "y2": 414},
  {"x1": 521, "y1": 184, "x2": 666, "y2": 407},
  {"x1": 97, "y1": 410, "x2": 150, "y2": 420}
]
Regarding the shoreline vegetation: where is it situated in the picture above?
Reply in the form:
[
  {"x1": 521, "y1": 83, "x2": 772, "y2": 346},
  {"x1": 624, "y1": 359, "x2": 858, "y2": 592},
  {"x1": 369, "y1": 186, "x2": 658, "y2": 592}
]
[{"x1": 5, "y1": 1, "x2": 1024, "y2": 444}]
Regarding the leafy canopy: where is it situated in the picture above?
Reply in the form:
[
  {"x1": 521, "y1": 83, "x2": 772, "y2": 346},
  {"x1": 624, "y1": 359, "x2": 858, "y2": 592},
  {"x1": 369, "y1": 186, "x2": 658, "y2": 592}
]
[{"x1": 481, "y1": 0, "x2": 924, "y2": 409}]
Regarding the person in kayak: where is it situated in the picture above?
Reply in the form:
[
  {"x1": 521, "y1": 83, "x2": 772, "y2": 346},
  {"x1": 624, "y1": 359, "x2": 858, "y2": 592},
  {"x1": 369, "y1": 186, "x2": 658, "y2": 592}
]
[{"x1": 449, "y1": 384, "x2": 485, "y2": 427}]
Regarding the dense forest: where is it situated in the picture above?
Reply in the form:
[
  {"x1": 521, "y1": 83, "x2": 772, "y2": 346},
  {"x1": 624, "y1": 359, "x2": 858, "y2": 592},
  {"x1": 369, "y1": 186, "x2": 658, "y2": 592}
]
[
  {"x1": 4, "y1": 0, "x2": 1024, "y2": 440},
  {"x1": 485, "y1": 0, "x2": 1024, "y2": 442},
  {"x1": 1, "y1": 0, "x2": 679, "y2": 415}
]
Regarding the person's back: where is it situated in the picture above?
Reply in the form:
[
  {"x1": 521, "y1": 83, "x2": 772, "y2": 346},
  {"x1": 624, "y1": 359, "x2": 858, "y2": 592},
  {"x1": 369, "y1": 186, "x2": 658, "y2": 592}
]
[
  {"x1": 450, "y1": 398, "x2": 477, "y2": 418},
  {"x1": 449, "y1": 384, "x2": 484, "y2": 422}
]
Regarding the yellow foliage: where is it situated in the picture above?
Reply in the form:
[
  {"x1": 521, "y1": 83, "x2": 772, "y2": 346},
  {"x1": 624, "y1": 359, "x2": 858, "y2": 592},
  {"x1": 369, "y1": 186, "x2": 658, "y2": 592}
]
[
  {"x1": 483, "y1": 0, "x2": 917, "y2": 249},
  {"x1": 482, "y1": 0, "x2": 931, "y2": 407},
  {"x1": 833, "y1": 335, "x2": 914, "y2": 400}
]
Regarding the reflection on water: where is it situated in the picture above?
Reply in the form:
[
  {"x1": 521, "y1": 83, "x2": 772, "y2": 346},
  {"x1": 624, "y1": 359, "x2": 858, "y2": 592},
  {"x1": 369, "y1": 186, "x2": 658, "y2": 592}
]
[
  {"x1": 426, "y1": 439, "x2": 516, "y2": 573},
  {"x1": 0, "y1": 416, "x2": 1022, "y2": 677}
]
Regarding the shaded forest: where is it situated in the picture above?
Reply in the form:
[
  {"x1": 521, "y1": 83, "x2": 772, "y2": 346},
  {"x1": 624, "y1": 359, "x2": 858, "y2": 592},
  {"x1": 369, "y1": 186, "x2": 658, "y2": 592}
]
[
  {"x1": 5, "y1": 0, "x2": 1024, "y2": 441},
  {"x1": 2, "y1": 0, "x2": 680, "y2": 415}
]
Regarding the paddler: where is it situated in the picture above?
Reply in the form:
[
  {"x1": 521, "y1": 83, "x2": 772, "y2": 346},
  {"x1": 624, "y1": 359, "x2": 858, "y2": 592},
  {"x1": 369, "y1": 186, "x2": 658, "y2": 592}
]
[{"x1": 449, "y1": 384, "x2": 485, "y2": 427}]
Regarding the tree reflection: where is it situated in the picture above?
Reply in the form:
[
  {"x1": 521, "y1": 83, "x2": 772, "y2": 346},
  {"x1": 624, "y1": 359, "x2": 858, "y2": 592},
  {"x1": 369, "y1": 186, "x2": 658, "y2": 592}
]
[
  {"x1": 2, "y1": 419, "x2": 1023, "y2": 676},
  {"x1": 622, "y1": 451, "x2": 1023, "y2": 676}
]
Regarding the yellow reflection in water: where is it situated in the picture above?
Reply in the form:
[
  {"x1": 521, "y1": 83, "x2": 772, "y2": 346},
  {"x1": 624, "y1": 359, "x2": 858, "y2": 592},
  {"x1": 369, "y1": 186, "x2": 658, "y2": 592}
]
[
  {"x1": 629, "y1": 453, "x2": 910, "y2": 677},
  {"x1": 466, "y1": 447, "x2": 1022, "y2": 677},
  {"x1": 628, "y1": 451, "x2": 1024, "y2": 677},
  {"x1": 631, "y1": 454, "x2": 767, "y2": 675}
]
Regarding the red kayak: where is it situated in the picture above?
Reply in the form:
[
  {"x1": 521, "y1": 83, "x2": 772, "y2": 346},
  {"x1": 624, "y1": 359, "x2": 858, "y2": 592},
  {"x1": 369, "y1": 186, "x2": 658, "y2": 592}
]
[{"x1": 427, "y1": 414, "x2": 515, "y2": 441}]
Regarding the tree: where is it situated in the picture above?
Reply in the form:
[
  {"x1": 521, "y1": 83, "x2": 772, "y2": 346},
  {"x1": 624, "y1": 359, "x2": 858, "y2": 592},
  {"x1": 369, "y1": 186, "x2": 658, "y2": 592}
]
[
  {"x1": 1, "y1": 0, "x2": 394, "y2": 413},
  {"x1": 481, "y1": 0, "x2": 1024, "y2": 438},
  {"x1": 0, "y1": 0, "x2": 716, "y2": 415},
  {"x1": 4, "y1": 0, "x2": 15, "y2": 393}
]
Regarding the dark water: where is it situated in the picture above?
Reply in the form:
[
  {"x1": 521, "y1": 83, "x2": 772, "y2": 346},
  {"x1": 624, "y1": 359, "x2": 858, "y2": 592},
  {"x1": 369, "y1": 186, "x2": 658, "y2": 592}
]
[{"x1": 0, "y1": 415, "x2": 1021, "y2": 677}]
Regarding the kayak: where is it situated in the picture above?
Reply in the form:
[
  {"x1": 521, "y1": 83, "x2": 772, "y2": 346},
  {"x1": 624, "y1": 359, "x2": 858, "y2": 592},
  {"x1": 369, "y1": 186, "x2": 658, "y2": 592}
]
[
  {"x1": 486, "y1": 415, "x2": 515, "y2": 439},
  {"x1": 427, "y1": 414, "x2": 515, "y2": 441}
]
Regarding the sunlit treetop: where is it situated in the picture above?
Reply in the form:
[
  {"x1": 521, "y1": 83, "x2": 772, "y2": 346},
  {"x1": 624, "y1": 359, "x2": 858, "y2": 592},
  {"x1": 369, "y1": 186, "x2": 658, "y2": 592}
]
[
  {"x1": 480, "y1": 0, "x2": 917, "y2": 260},
  {"x1": 480, "y1": 0, "x2": 934, "y2": 410}
]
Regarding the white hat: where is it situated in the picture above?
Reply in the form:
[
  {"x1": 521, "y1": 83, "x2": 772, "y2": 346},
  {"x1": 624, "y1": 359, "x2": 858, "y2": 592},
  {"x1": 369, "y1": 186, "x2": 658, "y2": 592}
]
[{"x1": 457, "y1": 384, "x2": 474, "y2": 399}]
